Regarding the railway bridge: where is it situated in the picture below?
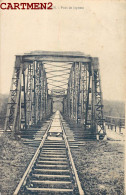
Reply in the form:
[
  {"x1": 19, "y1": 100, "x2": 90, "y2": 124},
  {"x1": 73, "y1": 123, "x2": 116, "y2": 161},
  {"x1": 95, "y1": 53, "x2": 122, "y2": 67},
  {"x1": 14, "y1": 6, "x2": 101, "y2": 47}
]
[
  {"x1": 5, "y1": 51, "x2": 125, "y2": 194},
  {"x1": 4, "y1": 51, "x2": 106, "y2": 140}
]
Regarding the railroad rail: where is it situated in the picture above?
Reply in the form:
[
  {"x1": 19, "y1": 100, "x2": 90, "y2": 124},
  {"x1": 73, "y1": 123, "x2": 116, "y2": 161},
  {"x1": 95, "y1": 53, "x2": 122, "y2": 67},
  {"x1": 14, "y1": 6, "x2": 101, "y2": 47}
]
[{"x1": 14, "y1": 110, "x2": 84, "y2": 195}]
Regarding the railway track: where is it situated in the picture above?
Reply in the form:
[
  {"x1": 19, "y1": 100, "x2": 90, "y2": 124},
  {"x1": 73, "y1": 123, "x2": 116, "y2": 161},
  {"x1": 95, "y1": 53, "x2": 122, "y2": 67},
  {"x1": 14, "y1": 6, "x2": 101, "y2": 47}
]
[{"x1": 14, "y1": 111, "x2": 84, "y2": 195}]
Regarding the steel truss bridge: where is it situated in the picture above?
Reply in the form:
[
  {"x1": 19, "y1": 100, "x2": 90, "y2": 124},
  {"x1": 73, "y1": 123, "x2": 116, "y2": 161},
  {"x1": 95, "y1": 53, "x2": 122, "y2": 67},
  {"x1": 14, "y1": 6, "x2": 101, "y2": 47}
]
[{"x1": 4, "y1": 51, "x2": 106, "y2": 140}]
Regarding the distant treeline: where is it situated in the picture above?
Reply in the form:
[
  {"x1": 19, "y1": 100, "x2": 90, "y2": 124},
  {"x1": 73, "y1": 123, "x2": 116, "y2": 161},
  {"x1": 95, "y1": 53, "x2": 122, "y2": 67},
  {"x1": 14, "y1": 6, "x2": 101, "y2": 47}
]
[
  {"x1": 0, "y1": 94, "x2": 125, "y2": 129},
  {"x1": 103, "y1": 100, "x2": 125, "y2": 118}
]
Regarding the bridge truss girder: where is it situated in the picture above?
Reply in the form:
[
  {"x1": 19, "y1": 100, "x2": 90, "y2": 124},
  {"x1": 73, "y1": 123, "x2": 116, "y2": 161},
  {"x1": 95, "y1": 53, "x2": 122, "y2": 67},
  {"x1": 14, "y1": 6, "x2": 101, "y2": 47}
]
[
  {"x1": 4, "y1": 57, "x2": 52, "y2": 135},
  {"x1": 4, "y1": 52, "x2": 106, "y2": 139},
  {"x1": 63, "y1": 58, "x2": 106, "y2": 138}
]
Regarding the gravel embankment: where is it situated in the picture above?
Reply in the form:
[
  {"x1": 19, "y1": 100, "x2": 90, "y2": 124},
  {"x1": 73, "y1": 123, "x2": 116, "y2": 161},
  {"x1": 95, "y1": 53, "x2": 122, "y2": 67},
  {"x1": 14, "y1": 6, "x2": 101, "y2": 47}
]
[
  {"x1": 0, "y1": 133, "x2": 36, "y2": 194},
  {"x1": 71, "y1": 140, "x2": 124, "y2": 195},
  {"x1": 0, "y1": 133, "x2": 124, "y2": 195}
]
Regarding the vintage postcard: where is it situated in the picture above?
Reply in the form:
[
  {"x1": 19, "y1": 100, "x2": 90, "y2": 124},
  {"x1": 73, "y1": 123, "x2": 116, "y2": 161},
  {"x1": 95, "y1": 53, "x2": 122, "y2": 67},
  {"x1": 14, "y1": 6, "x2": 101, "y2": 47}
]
[{"x1": 0, "y1": 0, "x2": 125, "y2": 194}]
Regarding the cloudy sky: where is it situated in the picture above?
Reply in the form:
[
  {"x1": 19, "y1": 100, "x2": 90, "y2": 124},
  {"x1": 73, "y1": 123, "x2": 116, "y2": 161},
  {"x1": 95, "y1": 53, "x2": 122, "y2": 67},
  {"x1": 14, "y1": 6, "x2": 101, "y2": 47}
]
[{"x1": 0, "y1": 0, "x2": 126, "y2": 101}]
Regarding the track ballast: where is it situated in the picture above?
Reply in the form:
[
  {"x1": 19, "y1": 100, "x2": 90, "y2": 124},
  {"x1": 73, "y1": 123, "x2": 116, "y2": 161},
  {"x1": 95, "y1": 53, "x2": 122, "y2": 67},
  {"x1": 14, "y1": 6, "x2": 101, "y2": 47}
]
[{"x1": 14, "y1": 111, "x2": 84, "y2": 195}]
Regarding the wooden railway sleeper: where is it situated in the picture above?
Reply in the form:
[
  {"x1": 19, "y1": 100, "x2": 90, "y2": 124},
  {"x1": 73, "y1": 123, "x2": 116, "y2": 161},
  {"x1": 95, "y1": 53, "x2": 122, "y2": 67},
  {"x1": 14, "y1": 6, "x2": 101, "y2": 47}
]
[{"x1": 14, "y1": 111, "x2": 84, "y2": 195}]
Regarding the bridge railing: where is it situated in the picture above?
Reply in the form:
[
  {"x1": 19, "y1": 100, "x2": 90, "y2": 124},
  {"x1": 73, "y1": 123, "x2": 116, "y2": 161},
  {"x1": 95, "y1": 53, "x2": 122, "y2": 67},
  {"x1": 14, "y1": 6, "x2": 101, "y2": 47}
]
[{"x1": 104, "y1": 115, "x2": 125, "y2": 134}]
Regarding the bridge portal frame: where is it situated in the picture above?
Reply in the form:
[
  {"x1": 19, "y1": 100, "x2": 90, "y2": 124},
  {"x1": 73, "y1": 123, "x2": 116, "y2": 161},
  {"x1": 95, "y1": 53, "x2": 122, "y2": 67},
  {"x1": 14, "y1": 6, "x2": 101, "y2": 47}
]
[{"x1": 4, "y1": 51, "x2": 106, "y2": 139}]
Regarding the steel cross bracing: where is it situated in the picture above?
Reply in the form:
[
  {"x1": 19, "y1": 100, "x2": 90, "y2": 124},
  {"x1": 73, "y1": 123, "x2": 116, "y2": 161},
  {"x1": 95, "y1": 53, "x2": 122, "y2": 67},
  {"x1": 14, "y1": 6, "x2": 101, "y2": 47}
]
[
  {"x1": 4, "y1": 66, "x2": 22, "y2": 133},
  {"x1": 4, "y1": 51, "x2": 106, "y2": 139},
  {"x1": 63, "y1": 58, "x2": 106, "y2": 139},
  {"x1": 4, "y1": 59, "x2": 52, "y2": 135}
]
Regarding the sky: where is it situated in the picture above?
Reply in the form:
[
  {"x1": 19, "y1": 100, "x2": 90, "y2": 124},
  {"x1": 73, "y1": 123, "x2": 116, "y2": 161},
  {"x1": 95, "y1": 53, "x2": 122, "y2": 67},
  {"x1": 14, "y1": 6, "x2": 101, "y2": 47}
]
[{"x1": 0, "y1": 0, "x2": 126, "y2": 101}]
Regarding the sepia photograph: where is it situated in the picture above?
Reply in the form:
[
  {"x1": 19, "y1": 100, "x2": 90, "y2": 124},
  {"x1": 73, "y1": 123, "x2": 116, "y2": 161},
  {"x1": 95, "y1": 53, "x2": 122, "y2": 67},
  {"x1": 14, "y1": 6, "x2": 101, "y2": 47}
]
[{"x1": 0, "y1": 0, "x2": 125, "y2": 194}]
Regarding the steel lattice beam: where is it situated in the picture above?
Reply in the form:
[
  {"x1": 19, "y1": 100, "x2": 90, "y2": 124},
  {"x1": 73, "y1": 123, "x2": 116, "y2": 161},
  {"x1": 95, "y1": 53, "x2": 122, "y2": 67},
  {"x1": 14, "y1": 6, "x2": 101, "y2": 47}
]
[
  {"x1": 4, "y1": 57, "x2": 52, "y2": 135},
  {"x1": 4, "y1": 52, "x2": 106, "y2": 140},
  {"x1": 64, "y1": 57, "x2": 106, "y2": 139}
]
